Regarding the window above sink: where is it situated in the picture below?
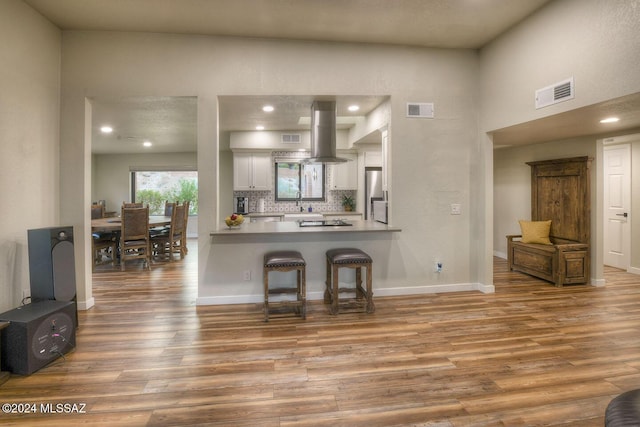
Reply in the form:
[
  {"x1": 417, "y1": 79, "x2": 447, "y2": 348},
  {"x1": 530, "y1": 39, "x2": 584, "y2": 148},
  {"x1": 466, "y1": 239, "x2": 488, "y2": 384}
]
[{"x1": 275, "y1": 160, "x2": 325, "y2": 202}]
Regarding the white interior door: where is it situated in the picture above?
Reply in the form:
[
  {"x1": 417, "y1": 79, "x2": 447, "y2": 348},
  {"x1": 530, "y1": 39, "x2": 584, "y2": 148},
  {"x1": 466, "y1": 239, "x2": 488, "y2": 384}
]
[{"x1": 603, "y1": 144, "x2": 631, "y2": 269}]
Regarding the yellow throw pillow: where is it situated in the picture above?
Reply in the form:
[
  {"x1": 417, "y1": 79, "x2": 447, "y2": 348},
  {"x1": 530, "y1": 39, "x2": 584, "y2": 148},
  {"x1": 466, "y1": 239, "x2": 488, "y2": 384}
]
[{"x1": 518, "y1": 220, "x2": 552, "y2": 245}]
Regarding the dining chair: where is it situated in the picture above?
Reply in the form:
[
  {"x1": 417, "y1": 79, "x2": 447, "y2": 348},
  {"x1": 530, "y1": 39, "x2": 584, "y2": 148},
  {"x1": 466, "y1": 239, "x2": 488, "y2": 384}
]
[
  {"x1": 164, "y1": 201, "x2": 176, "y2": 216},
  {"x1": 181, "y1": 201, "x2": 190, "y2": 255},
  {"x1": 122, "y1": 202, "x2": 143, "y2": 208},
  {"x1": 91, "y1": 204, "x2": 116, "y2": 270},
  {"x1": 92, "y1": 232, "x2": 117, "y2": 270},
  {"x1": 149, "y1": 201, "x2": 177, "y2": 238},
  {"x1": 151, "y1": 202, "x2": 186, "y2": 261},
  {"x1": 119, "y1": 205, "x2": 151, "y2": 271},
  {"x1": 91, "y1": 204, "x2": 105, "y2": 219}
]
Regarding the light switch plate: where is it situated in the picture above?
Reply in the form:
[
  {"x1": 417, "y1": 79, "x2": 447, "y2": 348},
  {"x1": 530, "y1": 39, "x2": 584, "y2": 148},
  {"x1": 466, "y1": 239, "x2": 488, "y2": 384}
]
[{"x1": 450, "y1": 204, "x2": 461, "y2": 215}]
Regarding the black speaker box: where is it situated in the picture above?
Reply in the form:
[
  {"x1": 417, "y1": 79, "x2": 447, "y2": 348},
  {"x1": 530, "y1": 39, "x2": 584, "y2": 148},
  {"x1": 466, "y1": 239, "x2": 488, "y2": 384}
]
[
  {"x1": 27, "y1": 226, "x2": 77, "y2": 326},
  {"x1": 0, "y1": 300, "x2": 76, "y2": 375}
]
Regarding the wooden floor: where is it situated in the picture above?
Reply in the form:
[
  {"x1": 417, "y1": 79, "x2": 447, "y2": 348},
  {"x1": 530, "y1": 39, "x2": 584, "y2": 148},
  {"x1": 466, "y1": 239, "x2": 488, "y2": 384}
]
[{"x1": 1, "y1": 243, "x2": 640, "y2": 426}]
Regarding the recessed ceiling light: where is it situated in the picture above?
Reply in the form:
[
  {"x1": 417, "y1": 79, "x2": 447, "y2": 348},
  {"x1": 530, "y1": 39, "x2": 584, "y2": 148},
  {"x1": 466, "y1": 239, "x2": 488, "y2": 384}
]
[
  {"x1": 262, "y1": 105, "x2": 274, "y2": 112},
  {"x1": 100, "y1": 125, "x2": 113, "y2": 133},
  {"x1": 600, "y1": 117, "x2": 620, "y2": 123},
  {"x1": 143, "y1": 141, "x2": 152, "y2": 147},
  {"x1": 256, "y1": 125, "x2": 265, "y2": 131},
  {"x1": 348, "y1": 105, "x2": 360, "y2": 112}
]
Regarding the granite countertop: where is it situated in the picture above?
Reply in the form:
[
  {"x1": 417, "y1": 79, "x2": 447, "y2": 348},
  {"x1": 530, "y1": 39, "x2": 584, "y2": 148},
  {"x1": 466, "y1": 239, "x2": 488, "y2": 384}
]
[{"x1": 211, "y1": 219, "x2": 399, "y2": 237}]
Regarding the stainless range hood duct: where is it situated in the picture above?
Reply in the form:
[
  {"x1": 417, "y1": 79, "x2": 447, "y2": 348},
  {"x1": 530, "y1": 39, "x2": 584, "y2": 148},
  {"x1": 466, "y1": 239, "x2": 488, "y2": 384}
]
[{"x1": 303, "y1": 100, "x2": 348, "y2": 164}]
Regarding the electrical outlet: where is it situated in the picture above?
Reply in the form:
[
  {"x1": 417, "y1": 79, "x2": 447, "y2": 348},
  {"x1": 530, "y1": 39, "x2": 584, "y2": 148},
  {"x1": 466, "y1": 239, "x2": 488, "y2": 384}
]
[
  {"x1": 243, "y1": 270, "x2": 251, "y2": 281},
  {"x1": 450, "y1": 204, "x2": 461, "y2": 215},
  {"x1": 435, "y1": 262, "x2": 443, "y2": 273}
]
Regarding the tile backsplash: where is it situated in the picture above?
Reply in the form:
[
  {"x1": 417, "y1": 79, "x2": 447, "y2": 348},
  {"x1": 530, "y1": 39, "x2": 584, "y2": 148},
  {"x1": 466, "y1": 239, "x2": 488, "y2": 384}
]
[
  {"x1": 233, "y1": 151, "x2": 356, "y2": 213},
  {"x1": 235, "y1": 189, "x2": 355, "y2": 213}
]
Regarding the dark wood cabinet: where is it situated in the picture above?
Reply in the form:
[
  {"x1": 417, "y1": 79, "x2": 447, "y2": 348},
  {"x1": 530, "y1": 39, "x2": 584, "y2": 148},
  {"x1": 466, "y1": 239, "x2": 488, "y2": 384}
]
[{"x1": 507, "y1": 156, "x2": 592, "y2": 286}]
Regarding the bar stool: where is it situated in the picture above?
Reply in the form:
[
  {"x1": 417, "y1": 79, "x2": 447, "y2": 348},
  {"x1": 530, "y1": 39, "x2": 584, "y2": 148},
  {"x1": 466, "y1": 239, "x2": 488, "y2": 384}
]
[
  {"x1": 324, "y1": 248, "x2": 374, "y2": 315},
  {"x1": 263, "y1": 250, "x2": 307, "y2": 322}
]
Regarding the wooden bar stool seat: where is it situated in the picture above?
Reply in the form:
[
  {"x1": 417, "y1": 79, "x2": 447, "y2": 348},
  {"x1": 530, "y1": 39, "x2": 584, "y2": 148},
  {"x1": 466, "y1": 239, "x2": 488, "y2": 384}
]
[
  {"x1": 324, "y1": 248, "x2": 374, "y2": 315},
  {"x1": 263, "y1": 250, "x2": 306, "y2": 322}
]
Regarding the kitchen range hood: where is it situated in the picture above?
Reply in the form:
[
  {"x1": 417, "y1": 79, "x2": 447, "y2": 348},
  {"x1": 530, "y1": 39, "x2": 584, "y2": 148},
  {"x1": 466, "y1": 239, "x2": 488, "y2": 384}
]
[{"x1": 303, "y1": 100, "x2": 348, "y2": 164}]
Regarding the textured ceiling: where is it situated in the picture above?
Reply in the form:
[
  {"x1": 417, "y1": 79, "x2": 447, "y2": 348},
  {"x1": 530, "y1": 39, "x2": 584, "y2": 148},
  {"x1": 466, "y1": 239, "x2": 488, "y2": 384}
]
[
  {"x1": 91, "y1": 97, "x2": 197, "y2": 154},
  {"x1": 25, "y1": 0, "x2": 639, "y2": 153},
  {"x1": 92, "y1": 95, "x2": 388, "y2": 154},
  {"x1": 24, "y1": 0, "x2": 553, "y2": 49},
  {"x1": 218, "y1": 95, "x2": 388, "y2": 132},
  {"x1": 491, "y1": 93, "x2": 640, "y2": 148}
]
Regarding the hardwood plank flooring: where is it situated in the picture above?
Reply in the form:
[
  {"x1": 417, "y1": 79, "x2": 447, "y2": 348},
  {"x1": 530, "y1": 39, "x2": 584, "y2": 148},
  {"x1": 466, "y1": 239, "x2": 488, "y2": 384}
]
[{"x1": 1, "y1": 242, "x2": 639, "y2": 426}]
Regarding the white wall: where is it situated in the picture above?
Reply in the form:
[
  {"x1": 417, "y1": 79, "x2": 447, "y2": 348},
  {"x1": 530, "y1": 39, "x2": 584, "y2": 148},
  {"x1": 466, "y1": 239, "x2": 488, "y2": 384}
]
[
  {"x1": 483, "y1": 0, "x2": 640, "y2": 286},
  {"x1": 3, "y1": 0, "x2": 639, "y2": 311},
  {"x1": 58, "y1": 31, "x2": 481, "y2": 306},
  {"x1": 218, "y1": 149, "x2": 234, "y2": 220},
  {"x1": 0, "y1": 0, "x2": 61, "y2": 312},
  {"x1": 480, "y1": 0, "x2": 640, "y2": 133},
  {"x1": 494, "y1": 129, "x2": 640, "y2": 282}
]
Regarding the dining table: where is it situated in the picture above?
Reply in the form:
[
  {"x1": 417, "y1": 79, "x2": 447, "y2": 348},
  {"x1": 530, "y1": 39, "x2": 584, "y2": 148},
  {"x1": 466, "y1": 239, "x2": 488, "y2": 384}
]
[{"x1": 91, "y1": 215, "x2": 172, "y2": 232}]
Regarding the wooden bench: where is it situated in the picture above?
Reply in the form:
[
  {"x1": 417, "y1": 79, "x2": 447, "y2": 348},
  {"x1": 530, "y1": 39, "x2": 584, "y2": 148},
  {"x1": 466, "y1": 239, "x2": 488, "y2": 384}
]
[
  {"x1": 507, "y1": 235, "x2": 589, "y2": 287},
  {"x1": 507, "y1": 157, "x2": 592, "y2": 287}
]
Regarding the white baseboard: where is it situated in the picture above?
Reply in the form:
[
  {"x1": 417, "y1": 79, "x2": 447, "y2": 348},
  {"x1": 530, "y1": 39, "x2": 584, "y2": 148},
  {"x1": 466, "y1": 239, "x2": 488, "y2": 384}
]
[
  {"x1": 493, "y1": 251, "x2": 507, "y2": 259},
  {"x1": 77, "y1": 297, "x2": 95, "y2": 310},
  {"x1": 374, "y1": 282, "x2": 494, "y2": 296},
  {"x1": 590, "y1": 278, "x2": 606, "y2": 287},
  {"x1": 196, "y1": 282, "x2": 495, "y2": 306},
  {"x1": 197, "y1": 294, "x2": 264, "y2": 305},
  {"x1": 629, "y1": 266, "x2": 640, "y2": 276},
  {"x1": 476, "y1": 282, "x2": 496, "y2": 293}
]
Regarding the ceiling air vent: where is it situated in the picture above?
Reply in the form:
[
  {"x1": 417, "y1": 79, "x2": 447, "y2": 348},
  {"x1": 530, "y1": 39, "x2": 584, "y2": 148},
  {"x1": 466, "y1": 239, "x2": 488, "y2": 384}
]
[
  {"x1": 406, "y1": 102, "x2": 434, "y2": 118},
  {"x1": 535, "y1": 77, "x2": 574, "y2": 109},
  {"x1": 281, "y1": 133, "x2": 301, "y2": 144}
]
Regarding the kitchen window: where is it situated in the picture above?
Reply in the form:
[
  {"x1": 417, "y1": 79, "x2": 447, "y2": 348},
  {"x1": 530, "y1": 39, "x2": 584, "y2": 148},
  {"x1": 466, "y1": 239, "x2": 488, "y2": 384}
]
[{"x1": 275, "y1": 160, "x2": 325, "y2": 201}]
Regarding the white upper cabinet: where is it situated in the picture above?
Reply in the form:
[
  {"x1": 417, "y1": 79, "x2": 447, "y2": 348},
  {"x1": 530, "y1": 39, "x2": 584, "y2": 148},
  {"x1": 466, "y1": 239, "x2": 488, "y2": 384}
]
[
  {"x1": 233, "y1": 152, "x2": 272, "y2": 191},
  {"x1": 364, "y1": 150, "x2": 382, "y2": 167},
  {"x1": 330, "y1": 153, "x2": 358, "y2": 190},
  {"x1": 251, "y1": 153, "x2": 272, "y2": 190}
]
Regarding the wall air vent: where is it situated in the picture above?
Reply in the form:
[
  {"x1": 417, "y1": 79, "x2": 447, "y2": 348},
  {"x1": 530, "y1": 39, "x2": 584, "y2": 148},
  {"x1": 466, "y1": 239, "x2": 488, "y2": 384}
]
[
  {"x1": 281, "y1": 133, "x2": 301, "y2": 144},
  {"x1": 535, "y1": 77, "x2": 574, "y2": 109},
  {"x1": 406, "y1": 102, "x2": 434, "y2": 118}
]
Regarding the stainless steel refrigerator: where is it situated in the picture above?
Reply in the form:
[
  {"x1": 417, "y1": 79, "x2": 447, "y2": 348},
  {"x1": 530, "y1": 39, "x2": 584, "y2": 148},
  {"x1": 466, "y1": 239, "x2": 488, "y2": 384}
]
[{"x1": 364, "y1": 167, "x2": 383, "y2": 220}]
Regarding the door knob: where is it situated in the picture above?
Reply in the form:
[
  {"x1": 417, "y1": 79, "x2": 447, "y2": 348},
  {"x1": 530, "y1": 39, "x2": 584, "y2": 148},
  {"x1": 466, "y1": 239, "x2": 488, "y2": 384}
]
[{"x1": 616, "y1": 212, "x2": 628, "y2": 218}]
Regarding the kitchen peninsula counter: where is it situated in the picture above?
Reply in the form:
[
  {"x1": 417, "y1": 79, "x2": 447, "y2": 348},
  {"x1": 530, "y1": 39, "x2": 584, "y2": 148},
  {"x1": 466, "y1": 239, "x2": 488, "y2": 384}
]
[
  {"x1": 204, "y1": 220, "x2": 401, "y2": 306},
  {"x1": 211, "y1": 219, "x2": 400, "y2": 238}
]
